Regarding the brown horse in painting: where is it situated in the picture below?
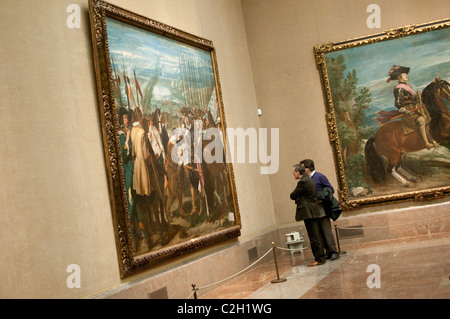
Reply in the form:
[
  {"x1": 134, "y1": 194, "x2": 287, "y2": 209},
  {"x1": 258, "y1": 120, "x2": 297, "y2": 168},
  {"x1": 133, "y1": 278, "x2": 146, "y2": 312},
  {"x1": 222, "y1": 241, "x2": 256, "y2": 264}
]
[{"x1": 365, "y1": 77, "x2": 450, "y2": 186}]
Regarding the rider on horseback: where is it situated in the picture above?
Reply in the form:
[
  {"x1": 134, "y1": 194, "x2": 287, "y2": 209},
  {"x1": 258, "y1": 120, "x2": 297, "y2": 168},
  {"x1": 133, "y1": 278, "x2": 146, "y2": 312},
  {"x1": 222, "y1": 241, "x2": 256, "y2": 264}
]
[{"x1": 387, "y1": 65, "x2": 439, "y2": 149}]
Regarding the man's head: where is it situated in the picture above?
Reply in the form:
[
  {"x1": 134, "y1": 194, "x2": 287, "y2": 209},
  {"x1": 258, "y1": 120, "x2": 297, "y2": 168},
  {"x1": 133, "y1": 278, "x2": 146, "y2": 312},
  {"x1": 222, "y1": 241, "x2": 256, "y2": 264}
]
[
  {"x1": 299, "y1": 159, "x2": 315, "y2": 176},
  {"x1": 118, "y1": 107, "x2": 130, "y2": 127},
  {"x1": 387, "y1": 65, "x2": 410, "y2": 83},
  {"x1": 397, "y1": 72, "x2": 409, "y2": 83},
  {"x1": 292, "y1": 164, "x2": 305, "y2": 180}
]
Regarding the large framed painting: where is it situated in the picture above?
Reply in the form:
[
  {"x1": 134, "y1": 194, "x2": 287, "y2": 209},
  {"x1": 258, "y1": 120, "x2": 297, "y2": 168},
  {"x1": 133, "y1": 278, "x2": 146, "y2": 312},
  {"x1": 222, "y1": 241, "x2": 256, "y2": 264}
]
[
  {"x1": 88, "y1": 0, "x2": 241, "y2": 278},
  {"x1": 314, "y1": 19, "x2": 450, "y2": 210}
]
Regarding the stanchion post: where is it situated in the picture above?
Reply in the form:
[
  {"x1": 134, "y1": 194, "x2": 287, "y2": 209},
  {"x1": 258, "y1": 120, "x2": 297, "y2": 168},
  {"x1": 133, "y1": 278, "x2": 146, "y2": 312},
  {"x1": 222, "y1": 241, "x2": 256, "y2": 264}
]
[
  {"x1": 270, "y1": 242, "x2": 287, "y2": 284},
  {"x1": 192, "y1": 284, "x2": 198, "y2": 299},
  {"x1": 334, "y1": 224, "x2": 346, "y2": 254}
]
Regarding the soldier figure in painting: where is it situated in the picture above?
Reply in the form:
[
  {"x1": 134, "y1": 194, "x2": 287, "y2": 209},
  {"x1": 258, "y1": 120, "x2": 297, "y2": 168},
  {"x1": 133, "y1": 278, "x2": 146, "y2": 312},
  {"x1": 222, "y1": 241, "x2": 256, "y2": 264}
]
[
  {"x1": 118, "y1": 107, "x2": 145, "y2": 242},
  {"x1": 386, "y1": 65, "x2": 439, "y2": 149},
  {"x1": 130, "y1": 106, "x2": 157, "y2": 248},
  {"x1": 366, "y1": 70, "x2": 450, "y2": 187}
]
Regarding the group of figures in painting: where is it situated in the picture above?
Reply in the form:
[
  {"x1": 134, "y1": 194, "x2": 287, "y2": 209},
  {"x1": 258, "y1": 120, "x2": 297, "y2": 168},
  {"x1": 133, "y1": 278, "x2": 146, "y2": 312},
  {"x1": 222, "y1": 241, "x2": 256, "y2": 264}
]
[{"x1": 117, "y1": 103, "x2": 232, "y2": 255}]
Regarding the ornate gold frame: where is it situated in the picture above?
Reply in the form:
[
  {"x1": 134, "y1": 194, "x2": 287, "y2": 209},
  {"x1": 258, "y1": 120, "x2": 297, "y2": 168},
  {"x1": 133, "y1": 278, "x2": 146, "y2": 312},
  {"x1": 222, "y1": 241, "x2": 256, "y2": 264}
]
[
  {"x1": 88, "y1": 0, "x2": 241, "y2": 278},
  {"x1": 314, "y1": 19, "x2": 450, "y2": 210}
]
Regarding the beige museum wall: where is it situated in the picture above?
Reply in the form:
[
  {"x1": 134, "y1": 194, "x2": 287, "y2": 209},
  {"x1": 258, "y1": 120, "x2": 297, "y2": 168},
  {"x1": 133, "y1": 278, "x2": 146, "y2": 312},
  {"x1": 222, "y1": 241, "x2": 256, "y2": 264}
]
[
  {"x1": 0, "y1": 0, "x2": 275, "y2": 298},
  {"x1": 240, "y1": 0, "x2": 450, "y2": 226},
  {"x1": 0, "y1": 0, "x2": 449, "y2": 299}
]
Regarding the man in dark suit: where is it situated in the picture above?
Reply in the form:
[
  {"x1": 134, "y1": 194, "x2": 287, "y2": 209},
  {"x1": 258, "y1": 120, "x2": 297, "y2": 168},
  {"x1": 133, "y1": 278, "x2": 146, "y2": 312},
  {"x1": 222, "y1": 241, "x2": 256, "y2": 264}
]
[
  {"x1": 290, "y1": 164, "x2": 326, "y2": 266},
  {"x1": 300, "y1": 159, "x2": 340, "y2": 261}
]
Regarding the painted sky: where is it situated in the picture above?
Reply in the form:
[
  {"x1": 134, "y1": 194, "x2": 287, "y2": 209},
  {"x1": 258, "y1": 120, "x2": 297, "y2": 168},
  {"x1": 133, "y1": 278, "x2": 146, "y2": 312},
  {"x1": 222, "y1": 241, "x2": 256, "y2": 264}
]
[
  {"x1": 325, "y1": 26, "x2": 450, "y2": 125},
  {"x1": 106, "y1": 17, "x2": 214, "y2": 78},
  {"x1": 105, "y1": 17, "x2": 215, "y2": 109}
]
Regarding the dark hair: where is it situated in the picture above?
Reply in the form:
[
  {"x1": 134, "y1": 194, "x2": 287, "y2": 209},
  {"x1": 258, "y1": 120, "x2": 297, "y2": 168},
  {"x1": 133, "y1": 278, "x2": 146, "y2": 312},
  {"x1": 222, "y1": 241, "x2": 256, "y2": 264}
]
[
  {"x1": 134, "y1": 106, "x2": 143, "y2": 122},
  {"x1": 118, "y1": 107, "x2": 129, "y2": 126},
  {"x1": 300, "y1": 159, "x2": 315, "y2": 171},
  {"x1": 293, "y1": 164, "x2": 305, "y2": 175},
  {"x1": 142, "y1": 117, "x2": 149, "y2": 133}
]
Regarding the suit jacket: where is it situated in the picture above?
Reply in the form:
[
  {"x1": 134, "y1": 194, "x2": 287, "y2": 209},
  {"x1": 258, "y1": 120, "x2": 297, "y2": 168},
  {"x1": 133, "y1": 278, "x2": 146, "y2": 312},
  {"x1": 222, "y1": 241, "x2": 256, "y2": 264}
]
[
  {"x1": 310, "y1": 171, "x2": 334, "y2": 194},
  {"x1": 290, "y1": 175, "x2": 325, "y2": 221},
  {"x1": 316, "y1": 187, "x2": 342, "y2": 221}
]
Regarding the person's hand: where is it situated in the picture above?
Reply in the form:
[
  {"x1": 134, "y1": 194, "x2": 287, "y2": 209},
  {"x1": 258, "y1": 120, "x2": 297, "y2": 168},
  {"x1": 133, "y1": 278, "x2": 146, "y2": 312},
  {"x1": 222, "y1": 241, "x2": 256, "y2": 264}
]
[{"x1": 399, "y1": 107, "x2": 411, "y2": 115}]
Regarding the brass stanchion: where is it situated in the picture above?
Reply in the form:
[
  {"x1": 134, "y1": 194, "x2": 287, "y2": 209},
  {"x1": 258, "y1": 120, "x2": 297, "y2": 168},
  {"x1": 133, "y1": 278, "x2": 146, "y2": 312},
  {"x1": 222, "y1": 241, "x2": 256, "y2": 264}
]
[
  {"x1": 270, "y1": 242, "x2": 287, "y2": 284},
  {"x1": 192, "y1": 284, "x2": 198, "y2": 299},
  {"x1": 334, "y1": 225, "x2": 346, "y2": 254}
]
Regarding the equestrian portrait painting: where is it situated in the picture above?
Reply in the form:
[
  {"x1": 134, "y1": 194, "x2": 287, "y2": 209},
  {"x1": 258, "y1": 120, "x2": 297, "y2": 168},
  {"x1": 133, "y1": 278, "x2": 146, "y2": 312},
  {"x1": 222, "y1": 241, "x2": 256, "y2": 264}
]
[
  {"x1": 314, "y1": 19, "x2": 450, "y2": 210},
  {"x1": 89, "y1": 0, "x2": 241, "y2": 277}
]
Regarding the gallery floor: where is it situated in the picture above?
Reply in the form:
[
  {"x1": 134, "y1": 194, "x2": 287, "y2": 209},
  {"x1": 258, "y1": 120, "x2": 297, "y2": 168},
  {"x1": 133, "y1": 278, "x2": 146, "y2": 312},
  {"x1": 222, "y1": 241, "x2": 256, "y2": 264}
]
[{"x1": 198, "y1": 232, "x2": 450, "y2": 299}]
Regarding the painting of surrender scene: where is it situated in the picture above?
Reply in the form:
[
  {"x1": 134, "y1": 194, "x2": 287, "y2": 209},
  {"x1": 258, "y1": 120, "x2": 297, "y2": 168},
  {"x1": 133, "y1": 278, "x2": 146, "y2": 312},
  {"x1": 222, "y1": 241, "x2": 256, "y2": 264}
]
[
  {"x1": 89, "y1": 0, "x2": 241, "y2": 277},
  {"x1": 314, "y1": 20, "x2": 450, "y2": 209},
  {"x1": 105, "y1": 17, "x2": 240, "y2": 256}
]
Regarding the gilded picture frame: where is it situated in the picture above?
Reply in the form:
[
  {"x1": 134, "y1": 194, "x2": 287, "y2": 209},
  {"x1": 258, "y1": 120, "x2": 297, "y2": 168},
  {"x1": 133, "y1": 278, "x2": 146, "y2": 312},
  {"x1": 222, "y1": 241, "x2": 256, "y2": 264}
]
[
  {"x1": 314, "y1": 19, "x2": 450, "y2": 210},
  {"x1": 88, "y1": 0, "x2": 241, "y2": 278}
]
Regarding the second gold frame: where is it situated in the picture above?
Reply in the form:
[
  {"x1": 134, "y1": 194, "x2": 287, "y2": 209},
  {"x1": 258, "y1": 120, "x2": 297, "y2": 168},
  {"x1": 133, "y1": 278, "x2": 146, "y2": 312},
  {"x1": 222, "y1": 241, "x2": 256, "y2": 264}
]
[{"x1": 314, "y1": 19, "x2": 450, "y2": 210}]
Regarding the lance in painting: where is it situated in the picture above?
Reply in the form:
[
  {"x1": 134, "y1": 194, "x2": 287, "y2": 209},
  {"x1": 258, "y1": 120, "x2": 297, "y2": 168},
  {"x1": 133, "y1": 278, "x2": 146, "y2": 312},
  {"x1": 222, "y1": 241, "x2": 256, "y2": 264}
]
[
  {"x1": 134, "y1": 70, "x2": 143, "y2": 108},
  {"x1": 111, "y1": 57, "x2": 123, "y2": 107},
  {"x1": 121, "y1": 52, "x2": 131, "y2": 109}
]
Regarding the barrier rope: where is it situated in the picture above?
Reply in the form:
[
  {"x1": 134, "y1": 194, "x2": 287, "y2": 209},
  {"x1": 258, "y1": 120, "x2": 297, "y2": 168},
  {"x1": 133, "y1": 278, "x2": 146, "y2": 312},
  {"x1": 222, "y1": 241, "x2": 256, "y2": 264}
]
[
  {"x1": 199, "y1": 247, "x2": 273, "y2": 290},
  {"x1": 186, "y1": 247, "x2": 273, "y2": 298},
  {"x1": 336, "y1": 213, "x2": 450, "y2": 230},
  {"x1": 276, "y1": 246, "x2": 308, "y2": 251},
  {"x1": 186, "y1": 289, "x2": 196, "y2": 300}
]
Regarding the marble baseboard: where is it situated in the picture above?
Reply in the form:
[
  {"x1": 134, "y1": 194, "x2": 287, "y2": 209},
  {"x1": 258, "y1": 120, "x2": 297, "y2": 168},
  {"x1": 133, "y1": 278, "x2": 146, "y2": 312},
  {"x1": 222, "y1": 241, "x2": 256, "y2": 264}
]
[
  {"x1": 333, "y1": 202, "x2": 450, "y2": 246},
  {"x1": 92, "y1": 228, "x2": 282, "y2": 299}
]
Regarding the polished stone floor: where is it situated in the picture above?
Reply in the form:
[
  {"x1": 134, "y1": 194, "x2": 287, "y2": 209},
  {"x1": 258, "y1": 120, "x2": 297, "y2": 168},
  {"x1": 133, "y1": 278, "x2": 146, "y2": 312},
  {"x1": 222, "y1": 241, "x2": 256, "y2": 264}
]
[{"x1": 200, "y1": 232, "x2": 450, "y2": 299}]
